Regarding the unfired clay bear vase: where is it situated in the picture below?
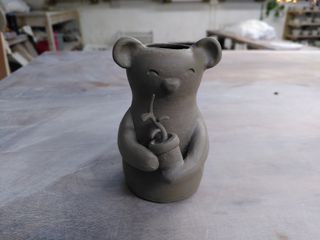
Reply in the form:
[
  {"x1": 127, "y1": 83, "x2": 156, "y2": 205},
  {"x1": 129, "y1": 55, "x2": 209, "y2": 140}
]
[{"x1": 113, "y1": 37, "x2": 222, "y2": 203}]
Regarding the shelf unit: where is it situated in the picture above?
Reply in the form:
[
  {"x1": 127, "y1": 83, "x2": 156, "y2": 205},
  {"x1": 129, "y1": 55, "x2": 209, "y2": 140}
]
[
  {"x1": 7, "y1": 34, "x2": 28, "y2": 46},
  {"x1": 283, "y1": 7, "x2": 320, "y2": 47},
  {"x1": 15, "y1": 10, "x2": 82, "y2": 51}
]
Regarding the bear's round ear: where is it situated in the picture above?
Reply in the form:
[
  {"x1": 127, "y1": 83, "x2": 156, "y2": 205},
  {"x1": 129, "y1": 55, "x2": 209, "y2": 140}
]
[
  {"x1": 192, "y1": 37, "x2": 222, "y2": 69},
  {"x1": 113, "y1": 37, "x2": 144, "y2": 69}
]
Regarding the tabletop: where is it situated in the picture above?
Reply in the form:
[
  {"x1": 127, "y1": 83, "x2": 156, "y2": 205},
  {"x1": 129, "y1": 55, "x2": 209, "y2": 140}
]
[{"x1": 1, "y1": 50, "x2": 320, "y2": 240}]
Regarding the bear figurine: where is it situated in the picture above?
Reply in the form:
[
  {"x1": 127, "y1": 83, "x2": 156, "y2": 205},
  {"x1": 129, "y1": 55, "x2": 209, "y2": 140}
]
[{"x1": 113, "y1": 37, "x2": 222, "y2": 203}]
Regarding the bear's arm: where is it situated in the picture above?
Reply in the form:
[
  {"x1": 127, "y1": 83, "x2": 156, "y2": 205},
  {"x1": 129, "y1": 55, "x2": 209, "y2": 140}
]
[
  {"x1": 162, "y1": 118, "x2": 209, "y2": 183},
  {"x1": 118, "y1": 109, "x2": 160, "y2": 172}
]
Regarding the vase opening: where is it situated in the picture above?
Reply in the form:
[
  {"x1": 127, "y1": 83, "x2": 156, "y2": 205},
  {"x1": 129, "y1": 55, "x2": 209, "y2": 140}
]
[{"x1": 147, "y1": 43, "x2": 190, "y2": 50}]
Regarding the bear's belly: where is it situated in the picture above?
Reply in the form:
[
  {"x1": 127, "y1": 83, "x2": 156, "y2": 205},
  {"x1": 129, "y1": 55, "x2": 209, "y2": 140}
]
[{"x1": 131, "y1": 106, "x2": 199, "y2": 156}]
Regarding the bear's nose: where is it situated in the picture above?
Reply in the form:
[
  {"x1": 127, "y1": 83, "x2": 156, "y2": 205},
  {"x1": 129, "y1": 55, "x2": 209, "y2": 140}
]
[{"x1": 163, "y1": 78, "x2": 181, "y2": 93}]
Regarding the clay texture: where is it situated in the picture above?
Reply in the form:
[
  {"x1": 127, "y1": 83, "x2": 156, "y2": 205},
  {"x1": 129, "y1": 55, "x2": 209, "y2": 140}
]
[{"x1": 113, "y1": 37, "x2": 222, "y2": 203}]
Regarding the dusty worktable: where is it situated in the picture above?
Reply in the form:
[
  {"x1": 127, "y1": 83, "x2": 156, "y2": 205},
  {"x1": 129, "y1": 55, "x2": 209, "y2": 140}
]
[{"x1": 1, "y1": 51, "x2": 320, "y2": 240}]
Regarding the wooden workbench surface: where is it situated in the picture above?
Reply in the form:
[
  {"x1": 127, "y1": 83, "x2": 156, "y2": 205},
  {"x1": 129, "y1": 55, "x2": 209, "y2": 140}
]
[{"x1": 1, "y1": 51, "x2": 320, "y2": 240}]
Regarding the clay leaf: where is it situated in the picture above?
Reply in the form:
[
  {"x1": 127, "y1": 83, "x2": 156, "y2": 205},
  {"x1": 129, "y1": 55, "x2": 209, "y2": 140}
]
[
  {"x1": 141, "y1": 113, "x2": 153, "y2": 122},
  {"x1": 157, "y1": 116, "x2": 170, "y2": 122},
  {"x1": 150, "y1": 129, "x2": 161, "y2": 140}
]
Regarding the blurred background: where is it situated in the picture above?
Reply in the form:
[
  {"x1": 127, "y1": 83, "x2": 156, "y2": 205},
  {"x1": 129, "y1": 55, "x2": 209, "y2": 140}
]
[{"x1": 0, "y1": 0, "x2": 319, "y2": 77}]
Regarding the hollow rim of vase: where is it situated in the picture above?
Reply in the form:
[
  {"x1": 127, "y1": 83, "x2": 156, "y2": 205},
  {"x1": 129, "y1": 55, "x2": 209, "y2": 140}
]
[{"x1": 147, "y1": 43, "x2": 191, "y2": 50}]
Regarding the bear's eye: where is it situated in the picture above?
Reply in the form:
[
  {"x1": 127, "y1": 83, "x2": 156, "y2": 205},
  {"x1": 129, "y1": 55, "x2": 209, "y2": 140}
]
[
  {"x1": 188, "y1": 68, "x2": 196, "y2": 73},
  {"x1": 148, "y1": 69, "x2": 159, "y2": 77}
]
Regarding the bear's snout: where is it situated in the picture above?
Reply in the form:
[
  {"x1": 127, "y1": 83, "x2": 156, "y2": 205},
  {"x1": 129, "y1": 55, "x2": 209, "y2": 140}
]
[{"x1": 162, "y1": 78, "x2": 181, "y2": 94}]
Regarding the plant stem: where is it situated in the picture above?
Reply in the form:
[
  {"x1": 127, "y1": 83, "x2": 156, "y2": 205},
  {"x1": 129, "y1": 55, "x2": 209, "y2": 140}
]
[{"x1": 149, "y1": 94, "x2": 168, "y2": 142}]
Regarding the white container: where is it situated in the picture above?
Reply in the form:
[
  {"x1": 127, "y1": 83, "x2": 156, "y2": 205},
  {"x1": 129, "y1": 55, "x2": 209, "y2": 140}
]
[
  {"x1": 314, "y1": 41, "x2": 320, "y2": 47},
  {"x1": 292, "y1": 29, "x2": 301, "y2": 37},
  {"x1": 312, "y1": 30, "x2": 318, "y2": 36},
  {"x1": 24, "y1": 0, "x2": 48, "y2": 10},
  {"x1": 291, "y1": 18, "x2": 300, "y2": 25},
  {"x1": 306, "y1": 17, "x2": 313, "y2": 24},
  {"x1": 302, "y1": 30, "x2": 310, "y2": 36}
]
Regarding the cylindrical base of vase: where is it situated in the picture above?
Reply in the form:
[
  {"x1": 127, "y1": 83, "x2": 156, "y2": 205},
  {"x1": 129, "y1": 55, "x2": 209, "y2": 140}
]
[{"x1": 123, "y1": 161, "x2": 204, "y2": 203}]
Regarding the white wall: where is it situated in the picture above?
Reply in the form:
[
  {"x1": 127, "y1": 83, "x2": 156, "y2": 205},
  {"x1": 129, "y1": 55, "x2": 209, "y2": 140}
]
[{"x1": 54, "y1": 1, "x2": 286, "y2": 46}]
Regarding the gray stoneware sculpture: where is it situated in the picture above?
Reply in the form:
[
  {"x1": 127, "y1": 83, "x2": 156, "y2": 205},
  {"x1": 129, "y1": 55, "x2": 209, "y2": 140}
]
[{"x1": 113, "y1": 37, "x2": 222, "y2": 203}]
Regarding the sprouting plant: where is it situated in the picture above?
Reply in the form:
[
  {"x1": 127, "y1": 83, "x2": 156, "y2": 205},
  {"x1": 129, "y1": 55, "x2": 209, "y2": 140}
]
[
  {"x1": 141, "y1": 94, "x2": 170, "y2": 143},
  {"x1": 267, "y1": 0, "x2": 285, "y2": 18}
]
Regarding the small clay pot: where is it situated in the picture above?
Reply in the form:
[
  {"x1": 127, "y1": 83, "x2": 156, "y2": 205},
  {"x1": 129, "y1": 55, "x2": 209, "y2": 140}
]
[{"x1": 149, "y1": 133, "x2": 184, "y2": 170}]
